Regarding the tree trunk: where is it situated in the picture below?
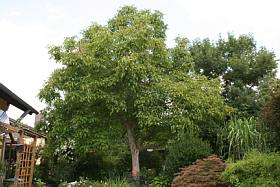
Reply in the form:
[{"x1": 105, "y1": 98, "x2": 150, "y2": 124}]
[{"x1": 125, "y1": 121, "x2": 140, "y2": 179}]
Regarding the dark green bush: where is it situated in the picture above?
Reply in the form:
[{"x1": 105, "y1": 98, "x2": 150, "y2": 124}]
[
  {"x1": 163, "y1": 132, "x2": 212, "y2": 180},
  {"x1": 140, "y1": 150, "x2": 165, "y2": 174},
  {"x1": 261, "y1": 82, "x2": 280, "y2": 150},
  {"x1": 35, "y1": 150, "x2": 131, "y2": 185},
  {"x1": 223, "y1": 151, "x2": 280, "y2": 186},
  {"x1": 35, "y1": 154, "x2": 77, "y2": 185}
]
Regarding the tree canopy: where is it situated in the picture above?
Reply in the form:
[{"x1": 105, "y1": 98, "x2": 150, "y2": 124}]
[
  {"x1": 190, "y1": 34, "x2": 277, "y2": 116},
  {"x1": 39, "y1": 6, "x2": 227, "y2": 179}
]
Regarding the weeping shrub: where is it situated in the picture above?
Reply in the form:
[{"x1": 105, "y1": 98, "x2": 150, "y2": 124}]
[
  {"x1": 218, "y1": 117, "x2": 266, "y2": 160},
  {"x1": 172, "y1": 155, "x2": 228, "y2": 187}
]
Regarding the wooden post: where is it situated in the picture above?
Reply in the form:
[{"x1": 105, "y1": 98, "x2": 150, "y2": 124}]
[
  {"x1": 14, "y1": 131, "x2": 23, "y2": 187},
  {"x1": 18, "y1": 130, "x2": 24, "y2": 144},
  {"x1": 28, "y1": 136, "x2": 37, "y2": 187},
  {"x1": 1, "y1": 135, "x2": 5, "y2": 163},
  {"x1": 14, "y1": 152, "x2": 21, "y2": 187}
]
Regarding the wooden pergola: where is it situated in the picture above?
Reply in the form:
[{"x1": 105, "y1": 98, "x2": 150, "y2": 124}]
[{"x1": 0, "y1": 83, "x2": 45, "y2": 187}]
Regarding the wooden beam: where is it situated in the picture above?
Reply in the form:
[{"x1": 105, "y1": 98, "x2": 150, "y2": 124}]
[
  {"x1": 0, "y1": 122, "x2": 17, "y2": 133},
  {"x1": 16, "y1": 110, "x2": 31, "y2": 123},
  {"x1": 8, "y1": 133, "x2": 15, "y2": 144}
]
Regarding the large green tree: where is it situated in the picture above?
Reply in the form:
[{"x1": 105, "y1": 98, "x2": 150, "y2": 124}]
[
  {"x1": 39, "y1": 6, "x2": 226, "y2": 178},
  {"x1": 190, "y1": 34, "x2": 277, "y2": 116}
]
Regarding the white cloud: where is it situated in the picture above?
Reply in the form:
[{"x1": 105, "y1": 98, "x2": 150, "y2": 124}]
[
  {"x1": 47, "y1": 6, "x2": 65, "y2": 20},
  {"x1": 8, "y1": 9, "x2": 21, "y2": 16}
]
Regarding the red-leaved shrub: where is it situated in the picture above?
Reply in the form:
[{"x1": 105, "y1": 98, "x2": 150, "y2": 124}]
[{"x1": 171, "y1": 155, "x2": 228, "y2": 187}]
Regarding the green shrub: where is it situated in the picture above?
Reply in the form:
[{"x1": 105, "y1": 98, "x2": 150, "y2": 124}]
[
  {"x1": 35, "y1": 149, "x2": 131, "y2": 185},
  {"x1": 218, "y1": 117, "x2": 266, "y2": 160},
  {"x1": 151, "y1": 175, "x2": 169, "y2": 187},
  {"x1": 222, "y1": 151, "x2": 280, "y2": 187},
  {"x1": 34, "y1": 178, "x2": 46, "y2": 187},
  {"x1": 163, "y1": 132, "x2": 212, "y2": 181}
]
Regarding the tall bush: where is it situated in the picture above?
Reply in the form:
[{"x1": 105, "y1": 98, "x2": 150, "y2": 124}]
[
  {"x1": 163, "y1": 132, "x2": 212, "y2": 181},
  {"x1": 218, "y1": 117, "x2": 266, "y2": 160},
  {"x1": 223, "y1": 151, "x2": 280, "y2": 186}
]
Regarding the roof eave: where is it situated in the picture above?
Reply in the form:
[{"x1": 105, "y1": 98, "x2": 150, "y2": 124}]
[{"x1": 0, "y1": 83, "x2": 38, "y2": 115}]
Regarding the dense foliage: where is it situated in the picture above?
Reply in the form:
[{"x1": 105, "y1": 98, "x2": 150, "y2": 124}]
[
  {"x1": 223, "y1": 151, "x2": 280, "y2": 187},
  {"x1": 38, "y1": 5, "x2": 226, "y2": 180},
  {"x1": 163, "y1": 131, "x2": 212, "y2": 181},
  {"x1": 172, "y1": 155, "x2": 228, "y2": 187},
  {"x1": 151, "y1": 175, "x2": 170, "y2": 187},
  {"x1": 261, "y1": 79, "x2": 280, "y2": 150},
  {"x1": 35, "y1": 145, "x2": 132, "y2": 185},
  {"x1": 218, "y1": 117, "x2": 266, "y2": 160},
  {"x1": 190, "y1": 35, "x2": 277, "y2": 116}
]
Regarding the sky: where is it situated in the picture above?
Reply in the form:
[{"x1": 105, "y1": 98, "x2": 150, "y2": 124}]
[{"x1": 0, "y1": 0, "x2": 280, "y2": 125}]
